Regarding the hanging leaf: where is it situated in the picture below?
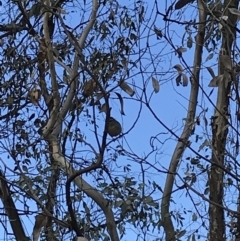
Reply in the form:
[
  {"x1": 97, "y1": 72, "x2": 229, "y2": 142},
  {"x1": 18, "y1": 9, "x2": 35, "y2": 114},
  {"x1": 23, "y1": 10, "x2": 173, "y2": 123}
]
[
  {"x1": 206, "y1": 67, "x2": 215, "y2": 78},
  {"x1": 192, "y1": 213, "x2": 198, "y2": 221},
  {"x1": 176, "y1": 74, "x2": 182, "y2": 86},
  {"x1": 119, "y1": 81, "x2": 135, "y2": 97},
  {"x1": 175, "y1": 0, "x2": 194, "y2": 10},
  {"x1": 152, "y1": 77, "x2": 160, "y2": 93},
  {"x1": 154, "y1": 26, "x2": 163, "y2": 39},
  {"x1": 176, "y1": 230, "x2": 186, "y2": 239},
  {"x1": 58, "y1": 8, "x2": 67, "y2": 14},
  {"x1": 63, "y1": 69, "x2": 70, "y2": 84},
  {"x1": 115, "y1": 92, "x2": 125, "y2": 115},
  {"x1": 205, "y1": 53, "x2": 213, "y2": 62},
  {"x1": 229, "y1": 8, "x2": 240, "y2": 16},
  {"x1": 182, "y1": 73, "x2": 188, "y2": 87},
  {"x1": 221, "y1": 15, "x2": 228, "y2": 21},
  {"x1": 29, "y1": 2, "x2": 42, "y2": 18},
  {"x1": 187, "y1": 36, "x2": 193, "y2": 48},
  {"x1": 173, "y1": 64, "x2": 183, "y2": 74},
  {"x1": 176, "y1": 47, "x2": 187, "y2": 56},
  {"x1": 100, "y1": 103, "x2": 107, "y2": 113},
  {"x1": 218, "y1": 22, "x2": 223, "y2": 31},
  {"x1": 83, "y1": 79, "x2": 98, "y2": 98},
  {"x1": 29, "y1": 88, "x2": 41, "y2": 106},
  {"x1": 208, "y1": 74, "x2": 223, "y2": 87}
]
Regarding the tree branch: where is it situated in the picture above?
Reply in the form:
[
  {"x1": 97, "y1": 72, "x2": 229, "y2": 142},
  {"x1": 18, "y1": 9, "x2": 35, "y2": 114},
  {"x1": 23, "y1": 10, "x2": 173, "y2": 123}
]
[{"x1": 160, "y1": 1, "x2": 207, "y2": 241}]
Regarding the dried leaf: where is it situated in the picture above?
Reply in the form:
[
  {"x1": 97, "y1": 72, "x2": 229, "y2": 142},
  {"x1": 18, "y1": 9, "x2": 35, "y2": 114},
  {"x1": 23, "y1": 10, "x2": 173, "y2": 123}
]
[
  {"x1": 22, "y1": 165, "x2": 28, "y2": 172},
  {"x1": 100, "y1": 103, "x2": 107, "y2": 113},
  {"x1": 83, "y1": 79, "x2": 97, "y2": 98},
  {"x1": 176, "y1": 230, "x2": 186, "y2": 239},
  {"x1": 208, "y1": 74, "x2": 224, "y2": 87},
  {"x1": 220, "y1": 55, "x2": 232, "y2": 71},
  {"x1": 187, "y1": 36, "x2": 193, "y2": 48},
  {"x1": 173, "y1": 64, "x2": 183, "y2": 74},
  {"x1": 119, "y1": 81, "x2": 135, "y2": 97},
  {"x1": 192, "y1": 213, "x2": 198, "y2": 221},
  {"x1": 152, "y1": 77, "x2": 160, "y2": 93},
  {"x1": 30, "y1": 71, "x2": 36, "y2": 80},
  {"x1": 63, "y1": 69, "x2": 70, "y2": 84},
  {"x1": 154, "y1": 26, "x2": 163, "y2": 39},
  {"x1": 221, "y1": 15, "x2": 228, "y2": 21},
  {"x1": 176, "y1": 47, "x2": 187, "y2": 56},
  {"x1": 75, "y1": 238, "x2": 89, "y2": 241},
  {"x1": 205, "y1": 53, "x2": 213, "y2": 62},
  {"x1": 176, "y1": 74, "x2": 182, "y2": 86},
  {"x1": 115, "y1": 92, "x2": 125, "y2": 115},
  {"x1": 206, "y1": 67, "x2": 215, "y2": 78},
  {"x1": 58, "y1": 8, "x2": 67, "y2": 14},
  {"x1": 175, "y1": 0, "x2": 194, "y2": 9},
  {"x1": 218, "y1": 22, "x2": 223, "y2": 31},
  {"x1": 29, "y1": 88, "x2": 41, "y2": 105},
  {"x1": 182, "y1": 73, "x2": 188, "y2": 87},
  {"x1": 229, "y1": 8, "x2": 240, "y2": 16}
]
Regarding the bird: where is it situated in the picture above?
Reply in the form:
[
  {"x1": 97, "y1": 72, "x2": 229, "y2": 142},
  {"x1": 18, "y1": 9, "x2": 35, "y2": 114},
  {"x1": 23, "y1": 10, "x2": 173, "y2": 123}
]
[{"x1": 107, "y1": 117, "x2": 122, "y2": 137}]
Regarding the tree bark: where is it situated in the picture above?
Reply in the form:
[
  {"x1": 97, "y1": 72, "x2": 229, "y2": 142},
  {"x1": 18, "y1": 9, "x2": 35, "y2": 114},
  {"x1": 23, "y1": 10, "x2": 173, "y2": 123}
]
[
  {"x1": 209, "y1": 1, "x2": 239, "y2": 241},
  {"x1": 0, "y1": 171, "x2": 29, "y2": 241}
]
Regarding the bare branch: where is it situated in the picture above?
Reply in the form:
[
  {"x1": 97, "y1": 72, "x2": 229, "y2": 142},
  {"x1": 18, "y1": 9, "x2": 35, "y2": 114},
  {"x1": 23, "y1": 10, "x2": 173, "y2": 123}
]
[
  {"x1": 51, "y1": 140, "x2": 120, "y2": 241},
  {"x1": 59, "y1": 0, "x2": 98, "y2": 121}
]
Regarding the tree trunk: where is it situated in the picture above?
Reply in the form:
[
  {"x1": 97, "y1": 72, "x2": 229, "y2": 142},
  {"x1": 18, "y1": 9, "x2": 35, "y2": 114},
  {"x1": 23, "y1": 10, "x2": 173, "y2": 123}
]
[{"x1": 209, "y1": 1, "x2": 239, "y2": 241}]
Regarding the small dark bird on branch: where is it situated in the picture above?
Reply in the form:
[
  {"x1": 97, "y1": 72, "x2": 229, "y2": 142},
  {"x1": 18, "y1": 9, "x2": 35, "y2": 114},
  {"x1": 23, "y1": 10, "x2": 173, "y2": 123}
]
[{"x1": 107, "y1": 117, "x2": 122, "y2": 137}]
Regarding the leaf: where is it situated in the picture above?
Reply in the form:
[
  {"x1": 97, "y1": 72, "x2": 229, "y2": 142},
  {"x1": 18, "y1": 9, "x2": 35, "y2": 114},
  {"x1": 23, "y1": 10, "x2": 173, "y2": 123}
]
[
  {"x1": 229, "y1": 8, "x2": 240, "y2": 16},
  {"x1": 218, "y1": 22, "x2": 223, "y2": 31},
  {"x1": 58, "y1": 8, "x2": 67, "y2": 14},
  {"x1": 176, "y1": 47, "x2": 187, "y2": 56},
  {"x1": 182, "y1": 73, "x2": 188, "y2": 87},
  {"x1": 22, "y1": 165, "x2": 28, "y2": 172},
  {"x1": 176, "y1": 230, "x2": 186, "y2": 239},
  {"x1": 154, "y1": 26, "x2": 163, "y2": 39},
  {"x1": 83, "y1": 79, "x2": 97, "y2": 97},
  {"x1": 119, "y1": 81, "x2": 135, "y2": 97},
  {"x1": 192, "y1": 213, "x2": 198, "y2": 221},
  {"x1": 176, "y1": 74, "x2": 182, "y2": 86},
  {"x1": 208, "y1": 74, "x2": 223, "y2": 87},
  {"x1": 221, "y1": 15, "x2": 228, "y2": 21},
  {"x1": 173, "y1": 64, "x2": 183, "y2": 74},
  {"x1": 175, "y1": 0, "x2": 194, "y2": 10},
  {"x1": 205, "y1": 53, "x2": 213, "y2": 62},
  {"x1": 100, "y1": 103, "x2": 107, "y2": 113},
  {"x1": 187, "y1": 36, "x2": 193, "y2": 48},
  {"x1": 29, "y1": 3, "x2": 42, "y2": 18},
  {"x1": 204, "y1": 187, "x2": 209, "y2": 195},
  {"x1": 29, "y1": 88, "x2": 41, "y2": 105},
  {"x1": 152, "y1": 77, "x2": 160, "y2": 93},
  {"x1": 115, "y1": 92, "x2": 125, "y2": 115},
  {"x1": 191, "y1": 158, "x2": 199, "y2": 165},
  {"x1": 206, "y1": 66, "x2": 215, "y2": 78},
  {"x1": 29, "y1": 113, "x2": 35, "y2": 121}
]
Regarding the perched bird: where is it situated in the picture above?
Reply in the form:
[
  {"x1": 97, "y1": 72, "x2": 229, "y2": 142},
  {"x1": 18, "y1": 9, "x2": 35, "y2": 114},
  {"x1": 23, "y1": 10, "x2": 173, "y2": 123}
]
[{"x1": 107, "y1": 117, "x2": 122, "y2": 137}]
